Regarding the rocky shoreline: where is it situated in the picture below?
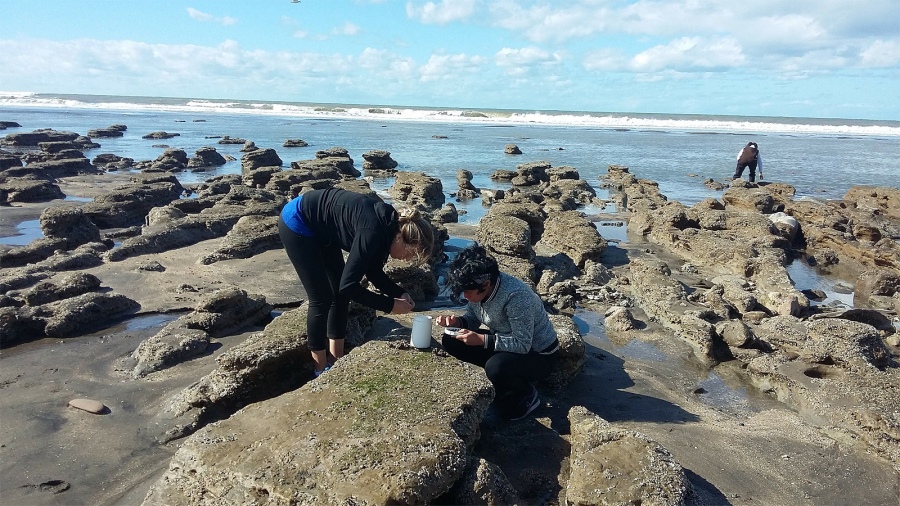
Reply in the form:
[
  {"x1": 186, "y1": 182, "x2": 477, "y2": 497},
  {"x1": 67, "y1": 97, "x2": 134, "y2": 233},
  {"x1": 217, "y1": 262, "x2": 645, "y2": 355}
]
[{"x1": 1, "y1": 124, "x2": 898, "y2": 505}]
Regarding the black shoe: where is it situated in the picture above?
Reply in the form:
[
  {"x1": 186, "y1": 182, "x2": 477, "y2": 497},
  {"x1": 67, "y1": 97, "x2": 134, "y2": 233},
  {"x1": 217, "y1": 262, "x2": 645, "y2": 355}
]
[{"x1": 508, "y1": 386, "x2": 540, "y2": 421}]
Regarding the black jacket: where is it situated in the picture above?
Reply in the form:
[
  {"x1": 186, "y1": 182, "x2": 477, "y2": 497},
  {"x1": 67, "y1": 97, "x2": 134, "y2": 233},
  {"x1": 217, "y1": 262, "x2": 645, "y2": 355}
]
[{"x1": 300, "y1": 188, "x2": 404, "y2": 312}]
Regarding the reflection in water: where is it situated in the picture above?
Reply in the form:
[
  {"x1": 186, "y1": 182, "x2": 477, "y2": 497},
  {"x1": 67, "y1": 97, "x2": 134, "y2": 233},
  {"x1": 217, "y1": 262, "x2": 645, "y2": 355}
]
[
  {"x1": 594, "y1": 220, "x2": 628, "y2": 243},
  {"x1": 0, "y1": 219, "x2": 43, "y2": 246},
  {"x1": 429, "y1": 237, "x2": 476, "y2": 309},
  {"x1": 124, "y1": 314, "x2": 179, "y2": 331},
  {"x1": 64, "y1": 195, "x2": 92, "y2": 202},
  {"x1": 575, "y1": 309, "x2": 762, "y2": 414},
  {"x1": 695, "y1": 371, "x2": 755, "y2": 416},
  {"x1": 786, "y1": 260, "x2": 855, "y2": 307}
]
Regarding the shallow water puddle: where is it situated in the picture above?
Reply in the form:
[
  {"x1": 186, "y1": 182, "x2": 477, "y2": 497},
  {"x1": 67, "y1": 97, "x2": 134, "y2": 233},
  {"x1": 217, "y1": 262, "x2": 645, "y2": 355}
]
[
  {"x1": 786, "y1": 259, "x2": 855, "y2": 307},
  {"x1": 0, "y1": 219, "x2": 43, "y2": 246},
  {"x1": 694, "y1": 371, "x2": 756, "y2": 416},
  {"x1": 593, "y1": 220, "x2": 628, "y2": 243},
  {"x1": 574, "y1": 309, "x2": 765, "y2": 415},
  {"x1": 63, "y1": 195, "x2": 92, "y2": 202},
  {"x1": 123, "y1": 313, "x2": 180, "y2": 331}
]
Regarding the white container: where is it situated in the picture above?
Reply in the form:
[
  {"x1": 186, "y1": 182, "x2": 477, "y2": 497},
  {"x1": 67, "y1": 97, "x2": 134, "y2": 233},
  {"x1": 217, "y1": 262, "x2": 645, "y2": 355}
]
[{"x1": 410, "y1": 315, "x2": 433, "y2": 350}]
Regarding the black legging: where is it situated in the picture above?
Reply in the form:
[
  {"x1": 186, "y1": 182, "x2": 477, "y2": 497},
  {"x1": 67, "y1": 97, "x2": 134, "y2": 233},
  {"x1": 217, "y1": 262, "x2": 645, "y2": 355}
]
[
  {"x1": 278, "y1": 216, "x2": 348, "y2": 351},
  {"x1": 441, "y1": 334, "x2": 553, "y2": 408}
]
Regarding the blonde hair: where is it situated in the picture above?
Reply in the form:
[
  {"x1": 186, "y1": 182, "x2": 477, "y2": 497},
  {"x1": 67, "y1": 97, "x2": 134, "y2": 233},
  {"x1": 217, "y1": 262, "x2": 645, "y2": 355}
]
[{"x1": 397, "y1": 207, "x2": 435, "y2": 264}]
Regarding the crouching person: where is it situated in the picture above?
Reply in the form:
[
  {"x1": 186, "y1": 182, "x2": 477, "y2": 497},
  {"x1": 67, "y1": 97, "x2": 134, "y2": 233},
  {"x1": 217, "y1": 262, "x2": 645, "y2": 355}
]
[{"x1": 437, "y1": 243, "x2": 559, "y2": 420}]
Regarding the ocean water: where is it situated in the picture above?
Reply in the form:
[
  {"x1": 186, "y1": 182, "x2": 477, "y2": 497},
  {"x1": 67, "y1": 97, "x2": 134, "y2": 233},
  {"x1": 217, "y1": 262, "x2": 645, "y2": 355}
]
[{"x1": 1, "y1": 92, "x2": 898, "y2": 227}]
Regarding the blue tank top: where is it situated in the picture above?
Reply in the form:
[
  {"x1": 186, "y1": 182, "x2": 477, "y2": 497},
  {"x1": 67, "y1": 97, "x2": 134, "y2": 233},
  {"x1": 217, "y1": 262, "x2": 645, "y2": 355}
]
[{"x1": 280, "y1": 195, "x2": 314, "y2": 237}]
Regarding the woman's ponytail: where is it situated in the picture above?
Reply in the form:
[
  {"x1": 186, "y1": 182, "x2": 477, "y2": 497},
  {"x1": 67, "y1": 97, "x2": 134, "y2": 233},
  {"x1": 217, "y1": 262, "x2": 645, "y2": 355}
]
[{"x1": 396, "y1": 206, "x2": 435, "y2": 263}]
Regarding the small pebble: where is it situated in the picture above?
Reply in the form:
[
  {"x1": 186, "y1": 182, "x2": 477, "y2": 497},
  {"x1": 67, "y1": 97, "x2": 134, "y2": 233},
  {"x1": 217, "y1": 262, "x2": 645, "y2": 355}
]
[{"x1": 68, "y1": 398, "x2": 106, "y2": 414}]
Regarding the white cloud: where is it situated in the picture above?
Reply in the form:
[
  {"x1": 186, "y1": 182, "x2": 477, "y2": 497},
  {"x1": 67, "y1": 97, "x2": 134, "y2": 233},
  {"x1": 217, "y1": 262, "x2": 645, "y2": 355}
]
[
  {"x1": 0, "y1": 38, "x2": 351, "y2": 97},
  {"x1": 419, "y1": 53, "x2": 485, "y2": 82},
  {"x1": 495, "y1": 46, "x2": 562, "y2": 75},
  {"x1": 406, "y1": 0, "x2": 478, "y2": 25},
  {"x1": 860, "y1": 39, "x2": 900, "y2": 68},
  {"x1": 489, "y1": 1, "x2": 608, "y2": 42},
  {"x1": 333, "y1": 21, "x2": 361, "y2": 36},
  {"x1": 583, "y1": 48, "x2": 627, "y2": 71},
  {"x1": 488, "y1": 0, "x2": 900, "y2": 76},
  {"x1": 585, "y1": 37, "x2": 745, "y2": 73},
  {"x1": 357, "y1": 47, "x2": 417, "y2": 80},
  {"x1": 186, "y1": 8, "x2": 237, "y2": 26}
]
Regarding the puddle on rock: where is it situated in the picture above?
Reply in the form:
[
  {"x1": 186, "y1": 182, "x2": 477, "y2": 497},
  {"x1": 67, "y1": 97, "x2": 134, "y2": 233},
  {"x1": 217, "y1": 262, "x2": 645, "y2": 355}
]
[
  {"x1": 124, "y1": 313, "x2": 180, "y2": 331},
  {"x1": 594, "y1": 220, "x2": 628, "y2": 244},
  {"x1": 425, "y1": 237, "x2": 475, "y2": 310},
  {"x1": 0, "y1": 219, "x2": 43, "y2": 246},
  {"x1": 694, "y1": 371, "x2": 756, "y2": 416},
  {"x1": 786, "y1": 260, "x2": 855, "y2": 307},
  {"x1": 63, "y1": 195, "x2": 92, "y2": 202},
  {"x1": 574, "y1": 309, "x2": 771, "y2": 415}
]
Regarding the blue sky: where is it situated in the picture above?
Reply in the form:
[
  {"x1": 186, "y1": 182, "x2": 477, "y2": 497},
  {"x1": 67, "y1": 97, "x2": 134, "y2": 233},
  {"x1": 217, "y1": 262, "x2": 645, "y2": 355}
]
[{"x1": 1, "y1": 0, "x2": 898, "y2": 120}]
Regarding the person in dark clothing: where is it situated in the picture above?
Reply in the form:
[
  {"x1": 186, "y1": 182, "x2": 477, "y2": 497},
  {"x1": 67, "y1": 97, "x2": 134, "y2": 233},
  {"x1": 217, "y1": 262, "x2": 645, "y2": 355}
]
[
  {"x1": 437, "y1": 244, "x2": 559, "y2": 420},
  {"x1": 733, "y1": 141, "x2": 763, "y2": 182},
  {"x1": 278, "y1": 188, "x2": 434, "y2": 377}
]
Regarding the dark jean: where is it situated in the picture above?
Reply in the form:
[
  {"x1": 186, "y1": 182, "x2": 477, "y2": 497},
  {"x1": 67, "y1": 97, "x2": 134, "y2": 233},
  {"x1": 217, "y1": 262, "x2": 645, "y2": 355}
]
[
  {"x1": 278, "y1": 215, "x2": 348, "y2": 351},
  {"x1": 441, "y1": 334, "x2": 554, "y2": 410},
  {"x1": 733, "y1": 160, "x2": 758, "y2": 182}
]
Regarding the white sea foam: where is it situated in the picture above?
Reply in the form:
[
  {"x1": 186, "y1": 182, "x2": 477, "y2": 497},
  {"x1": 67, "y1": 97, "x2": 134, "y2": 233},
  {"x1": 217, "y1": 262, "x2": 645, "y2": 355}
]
[{"x1": 1, "y1": 93, "x2": 898, "y2": 137}]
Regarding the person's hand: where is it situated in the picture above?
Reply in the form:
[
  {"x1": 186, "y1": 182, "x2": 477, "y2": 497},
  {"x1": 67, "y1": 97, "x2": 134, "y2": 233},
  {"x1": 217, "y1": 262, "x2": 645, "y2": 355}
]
[
  {"x1": 455, "y1": 329, "x2": 484, "y2": 346},
  {"x1": 391, "y1": 298, "x2": 414, "y2": 314},
  {"x1": 400, "y1": 292, "x2": 415, "y2": 309},
  {"x1": 436, "y1": 315, "x2": 460, "y2": 327}
]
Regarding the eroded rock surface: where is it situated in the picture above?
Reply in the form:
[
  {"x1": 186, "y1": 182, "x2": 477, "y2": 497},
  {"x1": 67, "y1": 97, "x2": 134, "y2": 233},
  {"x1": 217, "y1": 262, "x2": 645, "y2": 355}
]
[{"x1": 143, "y1": 340, "x2": 494, "y2": 506}]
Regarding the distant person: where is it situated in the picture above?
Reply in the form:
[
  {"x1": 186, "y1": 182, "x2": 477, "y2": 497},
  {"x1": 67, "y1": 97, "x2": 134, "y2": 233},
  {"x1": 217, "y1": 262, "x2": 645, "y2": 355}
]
[
  {"x1": 733, "y1": 141, "x2": 763, "y2": 182},
  {"x1": 437, "y1": 244, "x2": 559, "y2": 421},
  {"x1": 278, "y1": 188, "x2": 434, "y2": 377}
]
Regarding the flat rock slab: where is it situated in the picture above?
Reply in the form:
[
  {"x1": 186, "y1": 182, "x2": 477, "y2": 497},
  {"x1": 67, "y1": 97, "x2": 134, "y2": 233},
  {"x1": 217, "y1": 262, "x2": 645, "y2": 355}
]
[
  {"x1": 68, "y1": 398, "x2": 107, "y2": 414},
  {"x1": 143, "y1": 340, "x2": 494, "y2": 505}
]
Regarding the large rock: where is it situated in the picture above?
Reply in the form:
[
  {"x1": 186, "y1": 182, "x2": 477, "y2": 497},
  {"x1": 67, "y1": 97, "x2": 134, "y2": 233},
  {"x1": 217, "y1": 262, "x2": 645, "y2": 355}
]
[
  {"x1": 566, "y1": 406, "x2": 689, "y2": 506},
  {"x1": 39, "y1": 205, "x2": 100, "y2": 244},
  {"x1": 543, "y1": 314, "x2": 586, "y2": 391},
  {"x1": 389, "y1": 171, "x2": 445, "y2": 211},
  {"x1": 23, "y1": 273, "x2": 102, "y2": 306},
  {"x1": 485, "y1": 202, "x2": 546, "y2": 242},
  {"x1": 241, "y1": 148, "x2": 283, "y2": 172},
  {"x1": 130, "y1": 287, "x2": 273, "y2": 377},
  {"x1": 6, "y1": 157, "x2": 98, "y2": 179},
  {"x1": 746, "y1": 316, "x2": 900, "y2": 467},
  {"x1": 476, "y1": 214, "x2": 533, "y2": 260},
  {"x1": 160, "y1": 307, "x2": 313, "y2": 441},
  {"x1": 143, "y1": 340, "x2": 494, "y2": 505},
  {"x1": 81, "y1": 179, "x2": 184, "y2": 228},
  {"x1": 854, "y1": 269, "x2": 900, "y2": 308},
  {"x1": 106, "y1": 187, "x2": 285, "y2": 262},
  {"x1": 628, "y1": 258, "x2": 723, "y2": 362},
  {"x1": 538, "y1": 210, "x2": 606, "y2": 268},
  {"x1": 445, "y1": 457, "x2": 520, "y2": 505},
  {"x1": 190, "y1": 146, "x2": 227, "y2": 167},
  {"x1": 1, "y1": 129, "x2": 80, "y2": 146},
  {"x1": 87, "y1": 125, "x2": 127, "y2": 138},
  {"x1": 361, "y1": 149, "x2": 398, "y2": 175},
  {"x1": 199, "y1": 215, "x2": 281, "y2": 265},
  {"x1": 282, "y1": 148, "x2": 359, "y2": 181},
  {"x1": 511, "y1": 160, "x2": 551, "y2": 186},
  {"x1": 35, "y1": 292, "x2": 139, "y2": 340},
  {"x1": 0, "y1": 177, "x2": 65, "y2": 203},
  {"x1": 384, "y1": 261, "x2": 440, "y2": 302},
  {"x1": 0, "y1": 149, "x2": 23, "y2": 171}
]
